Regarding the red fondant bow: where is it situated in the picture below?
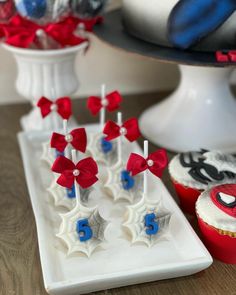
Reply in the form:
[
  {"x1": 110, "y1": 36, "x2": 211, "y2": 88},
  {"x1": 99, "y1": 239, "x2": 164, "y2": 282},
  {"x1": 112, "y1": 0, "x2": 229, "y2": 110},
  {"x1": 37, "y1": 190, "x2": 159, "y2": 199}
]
[
  {"x1": 103, "y1": 118, "x2": 141, "y2": 142},
  {"x1": 87, "y1": 91, "x2": 122, "y2": 116},
  {"x1": 52, "y1": 156, "x2": 98, "y2": 189},
  {"x1": 51, "y1": 128, "x2": 87, "y2": 153},
  {"x1": 37, "y1": 96, "x2": 72, "y2": 120},
  {"x1": 127, "y1": 149, "x2": 168, "y2": 178},
  {"x1": 1, "y1": 14, "x2": 86, "y2": 48}
]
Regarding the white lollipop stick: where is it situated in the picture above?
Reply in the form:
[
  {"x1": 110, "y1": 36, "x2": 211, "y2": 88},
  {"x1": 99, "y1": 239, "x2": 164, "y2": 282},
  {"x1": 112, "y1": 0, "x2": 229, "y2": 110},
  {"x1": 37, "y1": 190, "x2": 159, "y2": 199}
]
[
  {"x1": 143, "y1": 140, "x2": 149, "y2": 198},
  {"x1": 100, "y1": 84, "x2": 106, "y2": 131},
  {"x1": 51, "y1": 87, "x2": 60, "y2": 132},
  {"x1": 117, "y1": 112, "x2": 123, "y2": 164},
  {"x1": 36, "y1": 29, "x2": 49, "y2": 50},
  {"x1": 63, "y1": 119, "x2": 70, "y2": 159},
  {"x1": 72, "y1": 149, "x2": 81, "y2": 205}
]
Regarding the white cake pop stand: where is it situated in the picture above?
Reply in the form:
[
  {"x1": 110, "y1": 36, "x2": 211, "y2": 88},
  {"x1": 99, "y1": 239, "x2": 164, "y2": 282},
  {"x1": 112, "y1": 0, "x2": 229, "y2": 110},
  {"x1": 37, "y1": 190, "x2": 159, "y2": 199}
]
[
  {"x1": 2, "y1": 42, "x2": 88, "y2": 131},
  {"x1": 94, "y1": 10, "x2": 236, "y2": 153}
]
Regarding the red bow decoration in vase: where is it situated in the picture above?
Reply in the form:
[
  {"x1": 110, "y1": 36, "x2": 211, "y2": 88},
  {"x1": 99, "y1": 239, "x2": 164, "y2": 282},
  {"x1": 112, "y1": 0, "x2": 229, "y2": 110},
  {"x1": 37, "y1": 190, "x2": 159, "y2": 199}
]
[
  {"x1": 103, "y1": 118, "x2": 141, "y2": 142},
  {"x1": 52, "y1": 156, "x2": 98, "y2": 189},
  {"x1": 87, "y1": 91, "x2": 122, "y2": 116},
  {"x1": 0, "y1": 15, "x2": 87, "y2": 48},
  {"x1": 51, "y1": 128, "x2": 87, "y2": 153},
  {"x1": 127, "y1": 149, "x2": 168, "y2": 178},
  {"x1": 37, "y1": 96, "x2": 72, "y2": 120}
]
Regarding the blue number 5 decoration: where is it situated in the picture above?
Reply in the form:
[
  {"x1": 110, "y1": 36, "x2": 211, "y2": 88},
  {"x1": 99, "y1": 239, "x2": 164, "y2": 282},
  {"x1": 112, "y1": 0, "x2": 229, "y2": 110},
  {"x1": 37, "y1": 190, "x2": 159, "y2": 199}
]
[
  {"x1": 76, "y1": 218, "x2": 93, "y2": 242},
  {"x1": 55, "y1": 149, "x2": 64, "y2": 158},
  {"x1": 101, "y1": 137, "x2": 113, "y2": 154},
  {"x1": 145, "y1": 213, "x2": 159, "y2": 235},
  {"x1": 66, "y1": 184, "x2": 76, "y2": 199},
  {"x1": 121, "y1": 170, "x2": 135, "y2": 191}
]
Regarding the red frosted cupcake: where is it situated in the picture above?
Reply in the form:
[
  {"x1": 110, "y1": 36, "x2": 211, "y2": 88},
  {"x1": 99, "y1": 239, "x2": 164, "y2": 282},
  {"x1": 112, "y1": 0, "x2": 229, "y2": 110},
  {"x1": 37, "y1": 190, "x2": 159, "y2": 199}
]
[
  {"x1": 196, "y1": 184, "x2": 236, "y2": 264},
  {"x1": 169, "y1": 150, "x2": 236, "y2": 215}
]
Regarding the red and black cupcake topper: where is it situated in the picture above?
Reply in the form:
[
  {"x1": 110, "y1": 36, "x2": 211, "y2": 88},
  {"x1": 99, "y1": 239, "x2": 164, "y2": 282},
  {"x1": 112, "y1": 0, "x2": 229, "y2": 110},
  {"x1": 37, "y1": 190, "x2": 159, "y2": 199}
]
[{"x1": 211, "y1": 184, "x2": 236, "y2": 218}]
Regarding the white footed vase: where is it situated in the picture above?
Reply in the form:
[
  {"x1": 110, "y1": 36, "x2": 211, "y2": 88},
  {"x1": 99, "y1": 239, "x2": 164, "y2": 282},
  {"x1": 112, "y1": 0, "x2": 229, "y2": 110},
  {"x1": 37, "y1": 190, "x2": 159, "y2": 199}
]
[{"x1": 3, "y1": 43, "x2": 88, "y2": 131}]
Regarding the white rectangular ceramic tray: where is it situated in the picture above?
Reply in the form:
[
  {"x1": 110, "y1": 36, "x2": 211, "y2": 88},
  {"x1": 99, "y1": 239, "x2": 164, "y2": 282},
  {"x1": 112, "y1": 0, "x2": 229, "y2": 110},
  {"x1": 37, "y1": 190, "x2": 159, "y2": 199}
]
[{"x1": 18, "y1": 124, "x2": 212, "y2": 295}]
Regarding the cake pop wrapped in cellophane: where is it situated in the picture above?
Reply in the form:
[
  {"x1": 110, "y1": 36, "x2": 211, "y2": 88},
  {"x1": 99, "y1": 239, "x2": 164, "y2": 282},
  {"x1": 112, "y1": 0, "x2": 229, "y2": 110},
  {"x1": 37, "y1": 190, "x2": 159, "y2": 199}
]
[
  {"x1": 0, "y1": 0, "x2": 16, "y2": 23},
  {"x1": 70, "y1": 0, "x2": 108, "y2": 19},
  {"x1": 70, "y1": 0, "x2": 108, "y2": 37},
  {"x1": 14, "y1": 0, "x2": 70, "y2": 25}
]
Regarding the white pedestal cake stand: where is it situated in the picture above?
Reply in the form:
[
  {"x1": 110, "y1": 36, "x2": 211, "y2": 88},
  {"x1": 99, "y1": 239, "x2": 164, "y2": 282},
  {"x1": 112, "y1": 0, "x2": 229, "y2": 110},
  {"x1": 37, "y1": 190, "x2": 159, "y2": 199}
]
[
  {"x1": 2, "y1": 42, "x2": 88, "y2": 131},
  {"x1": 94, "y1": 10, "x2": 236, "y2": 153}
]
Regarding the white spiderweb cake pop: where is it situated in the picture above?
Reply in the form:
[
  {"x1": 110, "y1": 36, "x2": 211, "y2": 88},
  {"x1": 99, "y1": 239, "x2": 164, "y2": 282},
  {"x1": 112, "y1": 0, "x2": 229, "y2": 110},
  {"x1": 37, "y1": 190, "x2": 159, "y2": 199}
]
[
  {"x1": 123, "y1": 141, "x2": 172, "y2": 247},
  {"x1": 103, "y1": 112, "x2": 143, "y2": 203},
  {"x1": 86, "y1": 84, "x2": 122, "y2": 166},
  {"x1": 47, "y1": 176, "x2": 92, "y2": 210},
  {"x1": 52, "y1": 150, "x2": 108, "y2": 257}
]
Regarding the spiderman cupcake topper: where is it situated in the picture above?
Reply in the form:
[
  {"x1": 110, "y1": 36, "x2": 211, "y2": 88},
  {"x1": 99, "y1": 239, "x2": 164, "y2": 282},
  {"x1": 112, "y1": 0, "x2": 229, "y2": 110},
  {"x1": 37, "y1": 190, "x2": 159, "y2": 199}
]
[
  {"x1": 196, "y1": 184, "x2": 236, "y2": 264},
  {"x1": 211, "y1": 184, "x2": 236, "y2": 218}
]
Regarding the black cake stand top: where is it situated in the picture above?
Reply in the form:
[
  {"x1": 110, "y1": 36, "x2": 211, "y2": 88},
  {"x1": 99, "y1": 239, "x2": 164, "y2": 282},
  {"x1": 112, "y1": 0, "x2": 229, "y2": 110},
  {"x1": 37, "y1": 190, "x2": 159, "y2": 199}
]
[{"x1": 94, "y1": 9, "x2": 235, "y2": 68}]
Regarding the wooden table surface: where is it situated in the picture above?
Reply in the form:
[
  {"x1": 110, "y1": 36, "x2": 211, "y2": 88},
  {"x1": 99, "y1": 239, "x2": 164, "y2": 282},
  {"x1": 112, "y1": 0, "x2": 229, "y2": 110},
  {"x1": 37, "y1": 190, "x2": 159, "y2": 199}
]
[{"x1": 0, "y1": 92, "x2": 235, "y2": 295}]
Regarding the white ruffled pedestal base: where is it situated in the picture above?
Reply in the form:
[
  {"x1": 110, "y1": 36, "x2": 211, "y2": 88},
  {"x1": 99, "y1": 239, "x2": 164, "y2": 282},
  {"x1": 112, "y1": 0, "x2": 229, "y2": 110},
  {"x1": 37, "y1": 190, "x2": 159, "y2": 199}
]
[
  {"x1": 140, "y1": 65, "x2": 236, "y2": 153},
  {"x1": 3, "y1": 43, "x2": 88, "y2": 131}
]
